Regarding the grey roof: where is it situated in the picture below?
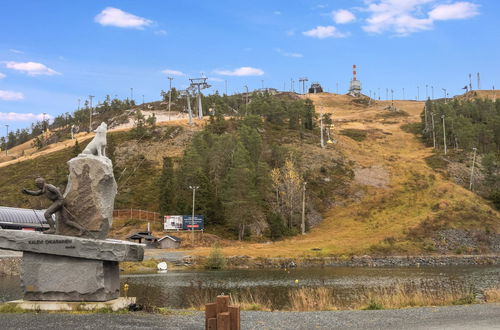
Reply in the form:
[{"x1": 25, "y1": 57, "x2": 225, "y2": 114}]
[
  {"x1": 159, "y1": 235, "x2": 182, "y2": 242},
  {"x1": 0, "y1": 206, "x2": 48, "y2": 226}
]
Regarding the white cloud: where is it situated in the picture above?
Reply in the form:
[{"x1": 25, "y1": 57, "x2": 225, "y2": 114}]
[
  {"x1": 0, "y1": 90, "x2": 24, "y2": 101},
  {"x1": 302, "y1": 26, "x2": 348, "y2": 39},
  {"x1": 275, "y1": 48, "x2": 304, "y2": 58},
  {"x1": 9, "y1": 49, "x2": 24, "y2": 54},
  {"x1": 0, "y1": 73, "x2": 6, "y2": 79},
  {"x1": 154, "y1": 29, "x2": 167, "y2": 36},
  {"x1": 95, "y1": 7, "x2": 153, "y2": 29},
  {"x1": 429, "y1": 2, "x2": 479, "y2": 20},
  {"x1": 332, "y1": 9, "x2": 356, "y2": 24},
  {"x1": 209, "y1": 77, "x2": 224, "y2": 82},
  {"x1": 161, "y1": 69, "x2": 185, "y2": 76},
  {"x1": 0, "y1": 112, "x2": 53, "y2": 121},
  {"x1": 214, "y1": 67, "x2": 264, "y2": 76},
  {"x1": 362, "y1": 0, "x2": 434, "y2": 35},
  {"x1": 274, "y1": 11, "x2": 282, "y2": 15},
  {"x1": 361, "y1": 0, "x2": 479, "y2": 36},
  {"x1": 5, "y1": 61, "x2": 60, "y2": 76}
]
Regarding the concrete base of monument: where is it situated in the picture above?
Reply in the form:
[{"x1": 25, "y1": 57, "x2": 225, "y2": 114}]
[
  {"x1": 5, "y1": 297, "x2": 136, "y2": 312},
  {"x1": 0, "y1": 230, "x2": 144, "y2": 302}
]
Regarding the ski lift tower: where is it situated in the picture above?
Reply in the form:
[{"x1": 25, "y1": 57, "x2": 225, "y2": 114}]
[
  {"x1": 189, "y1": 78, "x2": 211, "y2": 119},
  {"x1": 179, "y1": 89, "x2": 194, "y2": 125}
]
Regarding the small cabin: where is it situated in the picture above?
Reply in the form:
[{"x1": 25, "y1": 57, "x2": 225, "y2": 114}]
[
  {"x1": 158, "y1": 235, "x2": 182, "y2": 249},
  {"x1": 127, "y1": 231, "x2": 159, "y2": 249}
]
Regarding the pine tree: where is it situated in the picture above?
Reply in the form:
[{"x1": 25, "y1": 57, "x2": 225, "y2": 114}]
[{"x1": 158, "y1": 157, "x2": 176, "y2": 215}]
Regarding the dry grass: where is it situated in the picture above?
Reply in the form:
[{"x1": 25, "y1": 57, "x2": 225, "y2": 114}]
[
  {"x1": 485, "y1": 288, "x2": 500, "y2": 302},
  {"x1": 189, "y1": 283, "x2": 476, "y2": 311}
]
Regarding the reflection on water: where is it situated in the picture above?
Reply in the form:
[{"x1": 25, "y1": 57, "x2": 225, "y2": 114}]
[
  {"x1": 120, "y1": 265, "x2": 500, "y2": 309},
  {"x1": 1, "y1": 265, "x2": 499, "y2": 308}
]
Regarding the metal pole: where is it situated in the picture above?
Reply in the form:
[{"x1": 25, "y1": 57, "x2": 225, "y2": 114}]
[
  {"x1": 5, "y1": 124, "x2": 8, "y2": 155},
  {"x1": 442, "y1": 114, "x2": 447, "y2": 155},
  {"x1": 88, "y1": 95, "x2": 94, "y2": 132},
  {"x1": 424, "y1": 105, "x2": 428, "y2": 131},
  {"x1": 197, "y1": 86, "x2": 203, "y2": 119},
  {"x1": 186, "y1": 92, "x2": 193, "y2": 125},
  {"x1": 431, "y1": 112, "x2": 436, "y2": 148},
  {"x1": 168, "y1": 77, "x2": 173, "y2": 121},
  {"x1": 301, "y1": 182, "x2": 307, "y2": 235},
  {"x1": 469, "y1": 147, "x2": 477, "y2": 190},
  {"x1": 189, "y1": 186, "x2": 199, "y2": 244},
  {"x1": 320, "y1": 107, "x2": 325, "y2": 148},
  {"x1": 244, "y1": 85, "x2": 249, "y2": 115}
]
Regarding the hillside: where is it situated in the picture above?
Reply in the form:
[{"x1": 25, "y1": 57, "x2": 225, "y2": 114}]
[{"x1": 0, "y1": 92, "x2": 499, "y2": 257}]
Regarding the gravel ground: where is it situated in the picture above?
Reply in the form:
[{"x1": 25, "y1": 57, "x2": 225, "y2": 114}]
[{"x1": 1, "y1": 304, "x2": 499, "y2": 330}]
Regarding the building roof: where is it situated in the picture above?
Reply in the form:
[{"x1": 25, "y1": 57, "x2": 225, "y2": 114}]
[
  {"x1": 159, "y1": 235, "x2": 182, "y2": 242},
  {"x1": 0, "y1": 206, "x2": 48, "y2": 228},
  {"x1": 127, "y1": 232, "x2": 158, "y2": 241}
]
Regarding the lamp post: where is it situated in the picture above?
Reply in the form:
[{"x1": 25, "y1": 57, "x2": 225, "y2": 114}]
[
  {"x1": 469, "y1": 147, "x2": 477, "y2": 190},
  {"x1": 189, "y1": 185, "x2": 199, "y2": 244},
  {"x1": 4, "y1": 124, "x2": 9, "y2": 155}
]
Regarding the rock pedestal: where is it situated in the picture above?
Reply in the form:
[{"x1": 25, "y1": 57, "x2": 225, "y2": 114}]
[
  {"x1": 59, "y1": 155, "x2": 117, "y2": 239},
  {"x1": 0, "y1": 230, "x2": 144, "y2": 302}
]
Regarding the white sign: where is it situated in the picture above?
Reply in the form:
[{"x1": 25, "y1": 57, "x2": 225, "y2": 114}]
[{"x1": 164, "y1": 215, "x2": 183, "y2": 230}]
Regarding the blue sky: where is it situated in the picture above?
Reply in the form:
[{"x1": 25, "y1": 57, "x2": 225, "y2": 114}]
[{"x1": 0, "y1": 0, "x2": 498, "y2": 133}]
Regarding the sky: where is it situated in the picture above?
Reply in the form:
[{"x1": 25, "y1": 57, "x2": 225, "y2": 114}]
[{"x1": 0, "y1": 0, "x2": 499, "y2": 134}]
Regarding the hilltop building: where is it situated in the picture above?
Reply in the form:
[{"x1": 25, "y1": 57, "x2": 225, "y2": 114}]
[
  {"x1": 348, "y1": 64, "x2": 362, "y2": 97},
  {"x1": 309, "y1": 83, "x2": 323, "y2": 94}
]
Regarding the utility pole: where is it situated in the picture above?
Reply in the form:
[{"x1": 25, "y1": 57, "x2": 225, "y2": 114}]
[
  {"x1": 431, "y1": 112, "x2": 436, "y2": 148},
  {"x1": 4, "y1": 124, "x2": 8, "y2": 155},
  {"x1": 469, "y1": 147, "x2": 477, "y2": 190},
  {"x1": 477, "y1": 72, "x2": 481, "y2": 90},
  {"x1": 186, "y1": 90, "x2": 193, "y2": 125},
  {"x1": 244, "y1": 85, "x2": 249, "y2": 115},
  {"x1": 320, "y1": 106, "x2": 325, "y2": 148},
  {"x1": 88, "y1": 95, "x2": 95, "y2": 132},
  {"x1": 441, "y1": 114, "x2": 447, "y2": 155},
  {"x1": 469, "y1": 73, "x2": 473, "y2": 91},
  {"x1": 189, "y1": 185, "x2": 199, "y2": 244},
  {"x1": 168, "y1": 77, "x2": 174, "y2": 121},
  {"x1": 442, "y1": 88, "x2": 447, "y2": 103},
  {"x1": 301, "y1": 181, "x2": 307, "y2": 235}
]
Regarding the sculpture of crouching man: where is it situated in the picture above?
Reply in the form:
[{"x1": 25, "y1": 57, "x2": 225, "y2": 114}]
[
  {"x1": 22, "y1": 178, "x2": 87, "y2": 235},
  {"x1": 80, "y1": 122, "x2": 107, "y2": 157}
]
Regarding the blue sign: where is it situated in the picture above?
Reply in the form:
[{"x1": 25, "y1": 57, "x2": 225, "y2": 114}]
[{"x1": 182, "y1": 215, "x2": 204, "y2": 230}]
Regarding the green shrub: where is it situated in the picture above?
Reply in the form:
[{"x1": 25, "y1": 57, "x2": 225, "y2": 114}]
[{"x1": 205, "y1": 244, "x2": 226, "y2": 270}]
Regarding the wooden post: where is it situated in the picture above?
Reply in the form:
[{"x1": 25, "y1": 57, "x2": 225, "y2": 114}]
[
  {"x1": 207, "y1": 318, "x2": 217, "y2": 330},
  {"x1": 217, "y1": 312, "x2": 230, "y2": 330},
  {"x1": 216, "y1": 295, "x2": 230, "y2": 314},
  {"x1": 205, "y1": 303, "x2": 217, "y2": 329},
  {"x1": 228, "y1": 306, "x2": 241, "y2": 330}
]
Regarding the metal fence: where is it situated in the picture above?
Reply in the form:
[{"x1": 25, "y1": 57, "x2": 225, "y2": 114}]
[{"x1": 113, "y1": 209, "x2": 161, "y2": 222}]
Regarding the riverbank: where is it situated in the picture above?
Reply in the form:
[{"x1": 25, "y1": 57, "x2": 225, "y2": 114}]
[
  {"x1": 1, "y1": 303, "x2": 499, "y2": 329},
  {"x1": 182, "y1": 253, "x2": 500, "y2": 270}
]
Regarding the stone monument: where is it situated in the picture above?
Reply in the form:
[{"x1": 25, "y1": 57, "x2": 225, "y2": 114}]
[{"x1": 0, "y1": 122, "x2": 144, "y2": 310}]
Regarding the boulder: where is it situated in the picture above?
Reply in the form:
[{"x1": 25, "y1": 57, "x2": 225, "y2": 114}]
[{"x1": 58, "y1": 155, "x2": 117, "y2": 239}]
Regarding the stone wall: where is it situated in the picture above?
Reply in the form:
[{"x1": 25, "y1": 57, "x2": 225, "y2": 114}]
[{"x1": 0, "y1": 257, "x2": 21, "y2": 276}]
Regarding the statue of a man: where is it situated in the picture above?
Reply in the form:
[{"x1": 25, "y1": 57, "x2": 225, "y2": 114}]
[{"x1": 22, "y1": 177, "x2": 63, "y2": 234}]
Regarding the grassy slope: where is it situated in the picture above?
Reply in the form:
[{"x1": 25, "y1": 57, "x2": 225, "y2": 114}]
[
  {"x1": 1, "y1": 94, "x2": 499, "y2": 258},
  {"x1": 189, "y1": 94, "x2": 500, "y2": 257}
]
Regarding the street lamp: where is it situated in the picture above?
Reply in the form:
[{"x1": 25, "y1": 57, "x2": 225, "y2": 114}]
[{"x1": 189, "y1": 185, "x2": 199, "y2": 244}]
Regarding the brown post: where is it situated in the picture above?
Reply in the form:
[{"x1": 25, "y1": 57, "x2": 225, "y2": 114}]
[
  {"x1": 216, "y1": 295, "x2": 230, "y2": 314},
  {"x1": 217, "y1": 312, "x2": 230, "y2": 330},
  {"x1": 228, "y1": 306, "x2": 240, "y2": 330},
  {"x1": 205, "y1": 303, "x2": 217, "y2": 329},
  {"x1": 207, "y1": 318, "x2": 217, "y2": 330}
]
